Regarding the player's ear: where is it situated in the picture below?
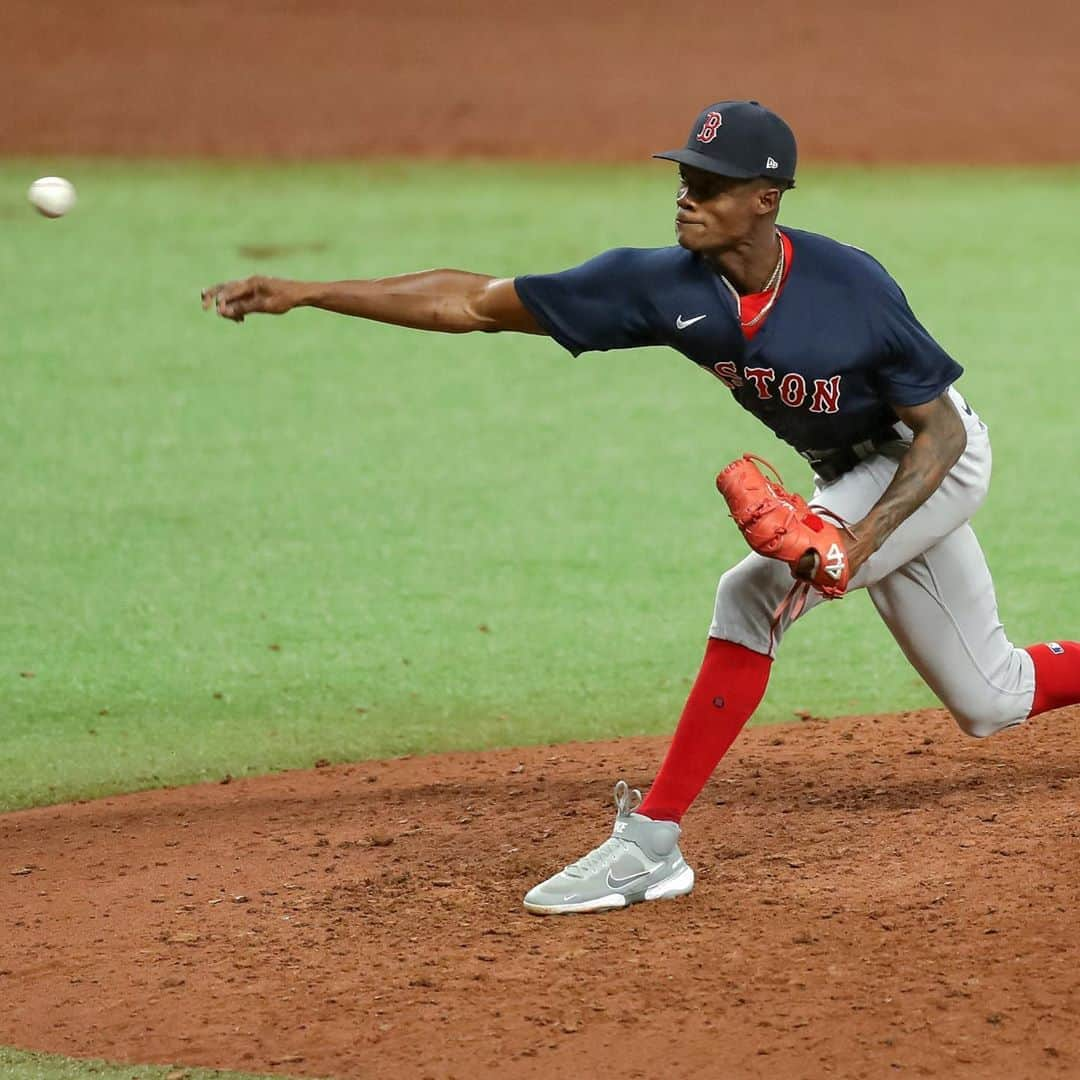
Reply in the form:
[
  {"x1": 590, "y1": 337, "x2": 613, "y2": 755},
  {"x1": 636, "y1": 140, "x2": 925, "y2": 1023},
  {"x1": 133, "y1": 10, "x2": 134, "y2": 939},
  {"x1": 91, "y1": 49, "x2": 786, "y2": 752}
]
[{"x1": 756, "y1": 184, "x2": 782, "y2": 215}]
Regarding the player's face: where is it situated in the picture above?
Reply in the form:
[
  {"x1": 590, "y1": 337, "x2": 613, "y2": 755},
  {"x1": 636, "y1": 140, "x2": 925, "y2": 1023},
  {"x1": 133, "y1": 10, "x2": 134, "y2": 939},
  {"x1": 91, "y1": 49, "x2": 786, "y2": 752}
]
[{"x1": 674, "y1": 167, "x2": 770, "y2": 253}]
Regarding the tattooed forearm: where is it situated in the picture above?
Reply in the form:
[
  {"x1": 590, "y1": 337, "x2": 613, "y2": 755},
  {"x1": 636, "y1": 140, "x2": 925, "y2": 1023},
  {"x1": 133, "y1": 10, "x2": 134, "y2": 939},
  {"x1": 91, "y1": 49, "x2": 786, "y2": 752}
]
[{"x1": 854, "y1": 393, "x2": 967, "y2": 555}]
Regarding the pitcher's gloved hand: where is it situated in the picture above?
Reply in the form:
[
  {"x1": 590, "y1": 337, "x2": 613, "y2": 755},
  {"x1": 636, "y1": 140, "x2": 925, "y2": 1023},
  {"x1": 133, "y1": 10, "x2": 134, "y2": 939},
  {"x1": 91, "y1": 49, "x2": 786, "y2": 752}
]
[{"x1": 715, "y1": 454, "x2": 856, "y2": 599}]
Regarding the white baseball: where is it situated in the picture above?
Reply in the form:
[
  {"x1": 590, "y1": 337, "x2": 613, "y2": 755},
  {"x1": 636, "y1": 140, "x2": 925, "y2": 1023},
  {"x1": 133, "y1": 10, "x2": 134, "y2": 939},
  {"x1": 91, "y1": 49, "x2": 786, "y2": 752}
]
[{"x1": 28, "y1": 176, "x2": 77, "y2": 219}]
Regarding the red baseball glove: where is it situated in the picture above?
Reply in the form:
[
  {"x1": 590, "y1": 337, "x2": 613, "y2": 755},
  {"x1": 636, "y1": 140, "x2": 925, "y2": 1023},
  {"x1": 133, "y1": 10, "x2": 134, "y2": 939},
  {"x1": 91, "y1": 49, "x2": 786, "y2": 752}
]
[{"x1": 715, "y1": 454, "x2": 856, "y2": 603}]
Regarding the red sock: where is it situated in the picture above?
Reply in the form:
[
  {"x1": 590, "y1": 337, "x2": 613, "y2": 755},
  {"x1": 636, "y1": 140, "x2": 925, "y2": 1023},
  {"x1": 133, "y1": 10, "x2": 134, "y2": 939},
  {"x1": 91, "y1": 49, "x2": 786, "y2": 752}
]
[
  {"x1": 639, "y1": 638, "x2": 772, "y2": 824},
  {"x1": 1026, "y1": 641, "x2": 1080, "y2": 717}
]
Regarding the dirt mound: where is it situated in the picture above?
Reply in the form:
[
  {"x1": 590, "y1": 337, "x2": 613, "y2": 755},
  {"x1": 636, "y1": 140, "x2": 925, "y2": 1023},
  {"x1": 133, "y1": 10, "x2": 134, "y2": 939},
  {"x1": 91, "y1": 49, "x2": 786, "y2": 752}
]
[
  {"x1": 3, "y1": 0, "x2": 1077, "y2": 163},
  {"x1": 3, "y1": 708, "x2": 1079, "y2": 1078}
]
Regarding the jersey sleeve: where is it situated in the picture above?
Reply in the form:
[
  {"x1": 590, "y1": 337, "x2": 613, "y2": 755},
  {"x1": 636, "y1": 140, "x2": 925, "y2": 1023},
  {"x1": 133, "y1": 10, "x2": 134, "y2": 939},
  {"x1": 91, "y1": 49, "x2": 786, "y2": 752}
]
[
  {"x1": 514, "y1": 248, "x2": 661, "y2": 357},
  {"x1": 874, "y1": 277, "x2": 964, "y2": 406}
]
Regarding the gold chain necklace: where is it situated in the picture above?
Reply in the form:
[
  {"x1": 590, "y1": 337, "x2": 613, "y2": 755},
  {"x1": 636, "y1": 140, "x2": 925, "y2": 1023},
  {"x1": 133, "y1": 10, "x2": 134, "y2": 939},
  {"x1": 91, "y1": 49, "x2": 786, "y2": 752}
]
[{"x1": 721, "y1": 231, "x2": 784, "y2": 329}]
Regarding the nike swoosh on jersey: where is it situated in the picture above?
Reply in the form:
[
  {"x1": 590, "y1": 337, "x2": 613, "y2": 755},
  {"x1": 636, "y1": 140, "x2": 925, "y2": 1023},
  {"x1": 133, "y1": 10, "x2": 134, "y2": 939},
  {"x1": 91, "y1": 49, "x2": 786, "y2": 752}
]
[
  {"x1": 605, "y1": 868, "x2": 652, "y2": 889},
  {"x1": 676, "y1": 314, "x2": 707, "y2": 329}
]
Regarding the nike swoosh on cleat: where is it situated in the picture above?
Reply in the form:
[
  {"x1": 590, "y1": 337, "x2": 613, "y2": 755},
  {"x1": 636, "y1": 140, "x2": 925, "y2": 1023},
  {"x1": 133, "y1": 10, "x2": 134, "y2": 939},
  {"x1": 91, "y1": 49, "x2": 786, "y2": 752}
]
[
  {"x1": 675, "y1": 314, "x2": 707, "y2": 329},
  {"x1": 605, "y1": 869, "x2": 651, "y2": 889}
]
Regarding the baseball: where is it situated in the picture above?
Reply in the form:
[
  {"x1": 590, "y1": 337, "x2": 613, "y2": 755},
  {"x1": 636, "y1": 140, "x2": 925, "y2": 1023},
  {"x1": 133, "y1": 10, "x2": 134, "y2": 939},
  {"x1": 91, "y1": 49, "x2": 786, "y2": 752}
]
[{"x1": 28, "y1": 176, "x2": 77, "y2": 219}]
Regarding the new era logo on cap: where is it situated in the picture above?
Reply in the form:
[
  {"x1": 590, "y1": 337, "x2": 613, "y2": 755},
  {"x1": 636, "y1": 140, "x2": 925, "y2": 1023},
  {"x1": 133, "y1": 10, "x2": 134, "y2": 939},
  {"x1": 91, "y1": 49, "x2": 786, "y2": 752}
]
[{"x1": 766, "y1": 157, "x2": 779, "y2": 169}]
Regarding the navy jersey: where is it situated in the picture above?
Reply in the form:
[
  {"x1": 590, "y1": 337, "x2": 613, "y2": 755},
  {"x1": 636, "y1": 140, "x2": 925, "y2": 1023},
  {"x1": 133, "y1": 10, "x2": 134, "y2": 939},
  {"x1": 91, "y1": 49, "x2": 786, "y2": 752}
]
[{"x1": 514, "y1": 228, "x2": 963, "y2": 456}]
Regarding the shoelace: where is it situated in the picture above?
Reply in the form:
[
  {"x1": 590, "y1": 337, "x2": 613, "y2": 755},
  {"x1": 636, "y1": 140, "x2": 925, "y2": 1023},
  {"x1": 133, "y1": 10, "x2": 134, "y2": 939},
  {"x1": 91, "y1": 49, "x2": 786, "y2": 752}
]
[
  {"x1": 564, "y1": 781, "x2": 642, "y2": 877},
  {"x1": 566, "y1": 836, "x2": 626, "y2": 878}
]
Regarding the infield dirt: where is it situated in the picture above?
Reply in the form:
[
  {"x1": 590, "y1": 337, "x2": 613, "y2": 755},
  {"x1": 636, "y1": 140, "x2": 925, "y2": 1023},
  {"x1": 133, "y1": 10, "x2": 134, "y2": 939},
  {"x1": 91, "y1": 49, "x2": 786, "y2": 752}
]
[
  {"x1": 4, "y1": 0, "x2": 1079, "y2": 164},
  {"x1": 4, "y1": 709, "x2": 1080, "y2": 1078}
]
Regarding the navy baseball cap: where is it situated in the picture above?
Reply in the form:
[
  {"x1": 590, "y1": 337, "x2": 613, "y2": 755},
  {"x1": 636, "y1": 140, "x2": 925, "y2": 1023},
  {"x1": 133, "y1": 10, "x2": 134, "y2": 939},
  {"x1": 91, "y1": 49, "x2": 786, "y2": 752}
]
[{"x1": 654, "y1": 100, "x2": 797, "y2": 185}]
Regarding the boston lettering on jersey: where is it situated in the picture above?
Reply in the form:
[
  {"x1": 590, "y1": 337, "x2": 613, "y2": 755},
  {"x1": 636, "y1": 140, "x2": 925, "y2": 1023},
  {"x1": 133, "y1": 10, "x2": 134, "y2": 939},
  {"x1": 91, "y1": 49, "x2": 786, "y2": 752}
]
[{"x1": 515, "y1": 228, "x2": 963, "y2": 457}]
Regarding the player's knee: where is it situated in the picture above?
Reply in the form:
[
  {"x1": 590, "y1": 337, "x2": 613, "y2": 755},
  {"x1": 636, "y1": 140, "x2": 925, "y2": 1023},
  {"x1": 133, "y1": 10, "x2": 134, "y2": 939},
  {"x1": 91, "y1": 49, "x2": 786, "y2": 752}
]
[
  {"x1": 710, "y1": 558, "x2": 785, "y2": 649},
  {"x1": 714, "y1": 556, "x2": 787, "y2": 620},
  {"x1": 947, "y1": 696, "x2": 1026, "y2": 740}
]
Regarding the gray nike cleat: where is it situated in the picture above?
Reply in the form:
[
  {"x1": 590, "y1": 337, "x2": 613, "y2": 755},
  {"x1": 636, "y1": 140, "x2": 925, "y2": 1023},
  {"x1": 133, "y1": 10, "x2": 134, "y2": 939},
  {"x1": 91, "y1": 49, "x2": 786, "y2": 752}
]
[{"x1": 522, "y1": 780, "x2": 695, "y2": 915}]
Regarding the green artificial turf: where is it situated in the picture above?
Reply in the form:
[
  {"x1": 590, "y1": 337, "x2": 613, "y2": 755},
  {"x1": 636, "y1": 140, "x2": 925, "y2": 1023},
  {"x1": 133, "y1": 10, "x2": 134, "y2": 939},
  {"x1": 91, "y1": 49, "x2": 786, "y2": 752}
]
[
  {"x1": 3, "y1": 160, "x2": 1078, "y2": 811},
  {"x1": 0, "y1": 1047, "x2": 307, "y2": 1080}
]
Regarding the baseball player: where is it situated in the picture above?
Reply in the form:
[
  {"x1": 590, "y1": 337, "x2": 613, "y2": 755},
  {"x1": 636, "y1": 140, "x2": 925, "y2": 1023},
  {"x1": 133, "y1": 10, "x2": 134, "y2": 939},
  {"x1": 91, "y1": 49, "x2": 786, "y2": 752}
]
[{"x1": 202, "y1": 100, "x2": 1080, "y2": 916}]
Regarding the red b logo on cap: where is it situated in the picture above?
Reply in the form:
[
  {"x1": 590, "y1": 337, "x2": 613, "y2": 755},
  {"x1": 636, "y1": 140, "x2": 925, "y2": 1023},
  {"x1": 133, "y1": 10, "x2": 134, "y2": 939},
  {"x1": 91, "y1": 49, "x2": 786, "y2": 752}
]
[{"x1": 697, "y1": 111, "x2": 722, "y2": 143}]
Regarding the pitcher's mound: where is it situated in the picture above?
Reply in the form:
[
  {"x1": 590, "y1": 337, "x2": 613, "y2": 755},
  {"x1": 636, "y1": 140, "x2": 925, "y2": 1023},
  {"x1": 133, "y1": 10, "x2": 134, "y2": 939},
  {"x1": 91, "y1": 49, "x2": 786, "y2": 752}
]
[{"x1": 3, "y1": 707, "x2": 1079, "y2": 1078}]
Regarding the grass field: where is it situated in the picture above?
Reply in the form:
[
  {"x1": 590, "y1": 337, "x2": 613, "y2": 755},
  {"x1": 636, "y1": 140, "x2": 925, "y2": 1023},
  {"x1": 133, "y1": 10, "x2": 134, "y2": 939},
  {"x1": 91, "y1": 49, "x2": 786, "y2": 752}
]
[
  {"x1": 3, "y1": 160, "x2": 1079, "y2": 817},
  {"x1": 0, "y1": 1048, "x2": 297, "y2": 1080}
]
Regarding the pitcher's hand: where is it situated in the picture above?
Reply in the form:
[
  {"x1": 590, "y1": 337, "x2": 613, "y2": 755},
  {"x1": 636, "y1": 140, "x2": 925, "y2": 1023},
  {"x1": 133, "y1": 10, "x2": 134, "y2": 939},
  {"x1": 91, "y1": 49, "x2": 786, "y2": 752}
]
[{"x1": 201, "y1": 276, "x2": 300, "y2": 322}]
